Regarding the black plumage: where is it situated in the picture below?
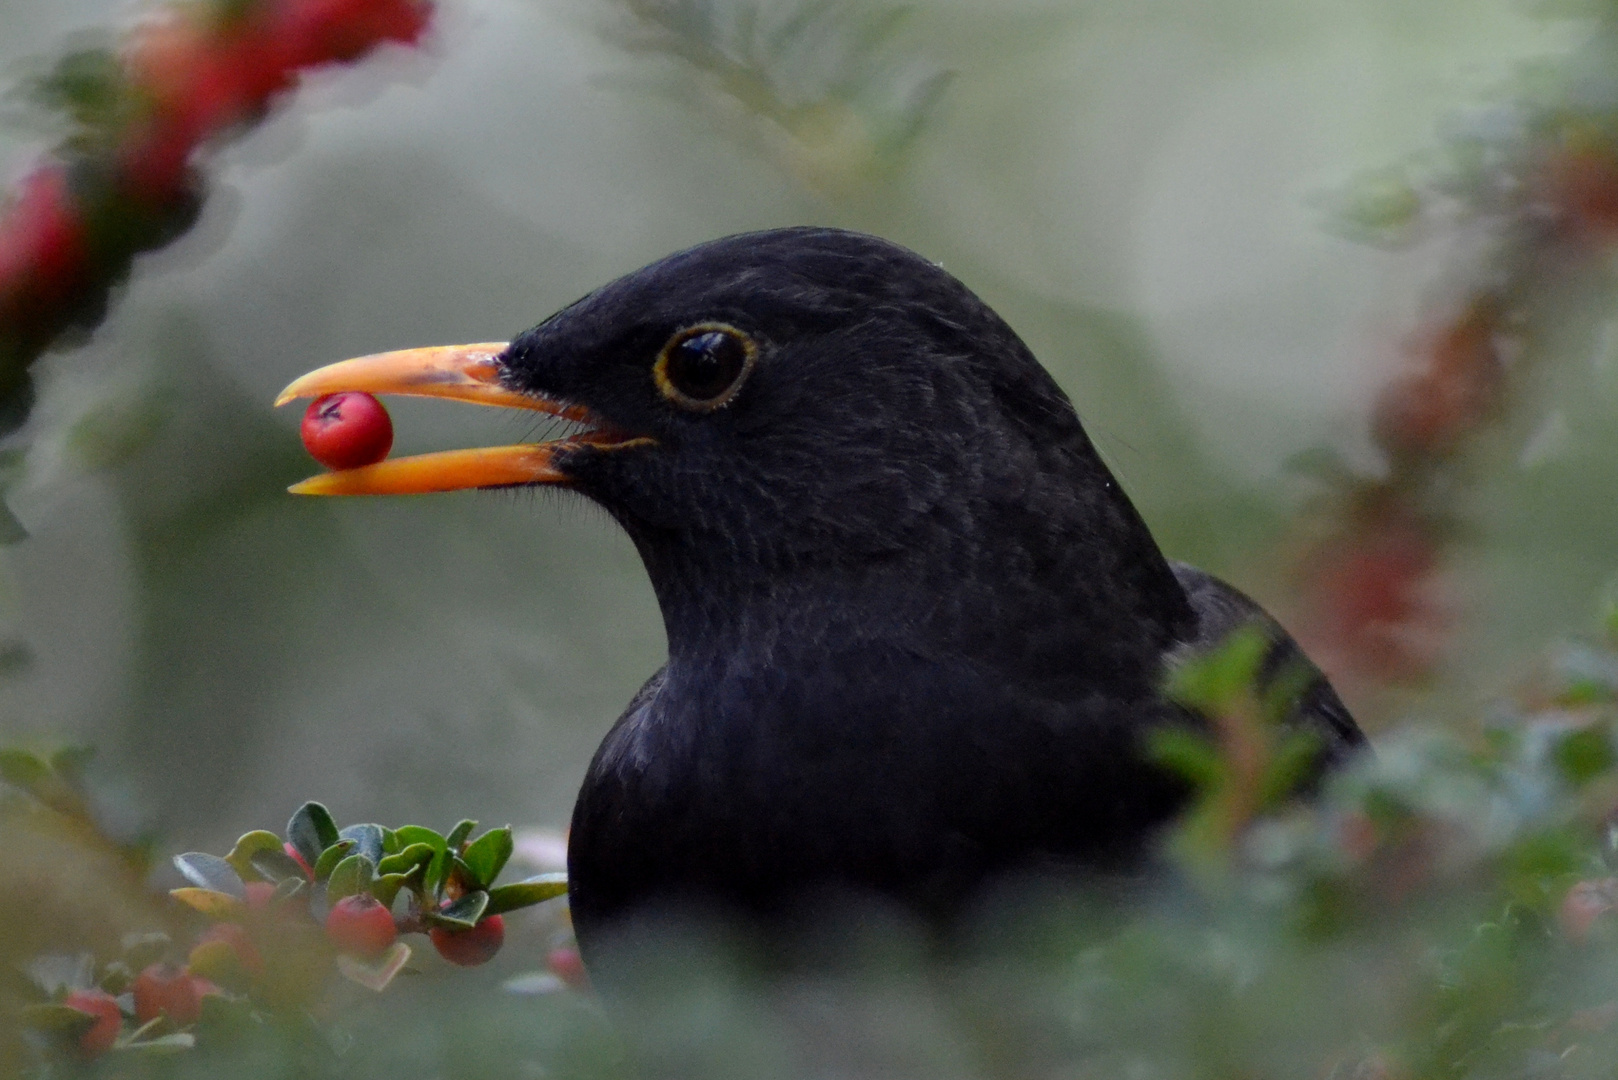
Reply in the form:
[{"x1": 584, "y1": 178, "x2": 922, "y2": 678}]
[{"x1": 490, "y1": 227, "x2": 1365, "y2": 966}]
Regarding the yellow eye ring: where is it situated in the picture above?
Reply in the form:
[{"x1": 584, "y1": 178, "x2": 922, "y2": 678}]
[{"x1": 652, "y1": 323, "x2": 758, "y2": 411}]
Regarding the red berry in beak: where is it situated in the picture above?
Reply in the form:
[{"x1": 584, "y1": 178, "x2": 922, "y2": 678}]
[{"x1": 300, "y1": 391, "x2": 393, "y2": 470}]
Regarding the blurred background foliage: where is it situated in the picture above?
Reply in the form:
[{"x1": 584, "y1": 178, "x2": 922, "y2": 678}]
[{"x1": 2, "y1": 0, "x2": 1618, "y2": 970}]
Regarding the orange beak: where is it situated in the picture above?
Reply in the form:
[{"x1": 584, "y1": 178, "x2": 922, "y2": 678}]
[{"x1": 275, "y1": 343, "x2": 650, "y2": 495}]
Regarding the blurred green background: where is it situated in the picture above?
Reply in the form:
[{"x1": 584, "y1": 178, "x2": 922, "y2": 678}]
[{"x1": 0, "y1": 0, "x2": 1606, "y2": 857}]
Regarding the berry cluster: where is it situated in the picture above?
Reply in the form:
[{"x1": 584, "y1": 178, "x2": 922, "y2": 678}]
[
  {"x1": 0, "y1": 0, "x2": 432, "y2": 437},
  {"x1": 22, "y1": 800, "x2": 569, "y2": 1062}
]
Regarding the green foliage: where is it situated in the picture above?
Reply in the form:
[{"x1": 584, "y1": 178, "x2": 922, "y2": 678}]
[{"x1": 605, "y1": 0, "x2": 951, "y2": 188}]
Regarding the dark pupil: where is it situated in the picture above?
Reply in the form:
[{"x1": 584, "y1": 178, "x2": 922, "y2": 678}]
[{"x1": 667, "y1": 331, "x2": 745, "y2": 400}]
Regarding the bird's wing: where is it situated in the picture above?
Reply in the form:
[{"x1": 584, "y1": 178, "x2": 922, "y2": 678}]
[{"x1": 1166, "y1": 562, "x2": 1366, "y2": 763}]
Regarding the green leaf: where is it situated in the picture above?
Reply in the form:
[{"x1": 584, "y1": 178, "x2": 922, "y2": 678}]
[
  {"x1": 119, "y1": 934, "x2": 170, "y2": 971},
  {"x1": 485, "y1": 873, "x2": 569, "y2": 915},
  {"x1": 0, "y1": 749, "x2": 50, "y2": 794},
  {"x1": 1148, "y1": 728, "x2": 1225, "y2": 791},
  {"x1": 1164, "y1": 625, "x2": 1269, "y2": 717},
  {"x1": 1257, "y1": 731, "x2": 1326, "y2": 808},
  {"x1": 250, "y1": 847, "x2": 310, "y2": 884},
  {"x1": 48, "y1": 745, "x2": 95, "y2": 787},
  {"x1": 446, "y1": 819, "x2": 478, "y2": 852},
  {"x1": 338, "y1": 823, "x2": 386, "y2": 865},
  {"x1": 392, "y1": 826, "x2": 450, "y2": 897},
  {"x1": 0, "y1": 501, "x2": 27, "y2": 545},
  {"x1": 326, "y1": 854, "x2": 376, "y2": 902},
  {"x1": 336, "y1": 941, "x2": 412, "y2": 992},
  {"x1": 24, "y1": 954, "x2": 94, "y2": 996},
  {"x1": 450, "y1": 854, "x2": 478, "y2": 893},
  {"x1": 313, "y1": 839, "x2": 357, "y2": 882},
  {"x1": 117, "y1": 1032, "x2": 195, "y2": 1053},
  {"x1": 377, "y1": 843, "x2": 436, "y2": 877},
  {"x1": 172, "y1": 853, "x2": 246, "y2": 898},
  {"x1": 99, "y1": 961, "x2": 133, "y2": 995},
  {"x1": 1554, "y1": 726, "x2": 1616, "y2": 788},
  {"x1": 370, "y1": 866, "x2": 421, "y2": 909},
  {"x1": 392, "y1": 826, "x2": 447, "y2": 851},
  {"x1": 380, "y1": 827, "x2": 399, "y2": 855},
  {"x1": 430, "y1": 890, "x2": 489, "y2": 929},
  {"x1": 286, "y1": 802, "x2": 340, "y2": 867},
  {"x1": 169, "y1": 888, "x2": 245, "y2": 919},
  {"x1": 194, "y1": 991, "x2": 255, "y2": 1038},
  {"x1": 271, "y1": 877, "x2": 305, "y2": 903},
  {"x1": 224, "y1": 831, "x2": 285, "y2": 883},
  {"x1": 21, "y1": 1003, "x2": 99, "y2": 1037},
  {"x1": 186, "y1": 939, "x2": 247, "y2": 984},
  {"x1": 461, "y1": 826, "x2": 515, "y2": 890}
]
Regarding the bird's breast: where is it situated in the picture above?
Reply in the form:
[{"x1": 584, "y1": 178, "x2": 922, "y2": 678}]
[{"x1": 566, "y1": 638, "x2": 1188, "y2": 941}]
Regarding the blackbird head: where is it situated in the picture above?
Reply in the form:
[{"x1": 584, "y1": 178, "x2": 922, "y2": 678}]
[{"x1": 278, "y1": 228, "x2": 1192, "y2": 683}]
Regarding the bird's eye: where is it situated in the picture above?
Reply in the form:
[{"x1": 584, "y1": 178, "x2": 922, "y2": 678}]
[{"x1": 653, "y1": 324, "x2": 756, "y2": 410}]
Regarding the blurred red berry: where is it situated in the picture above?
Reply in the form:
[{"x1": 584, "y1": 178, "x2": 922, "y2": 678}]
[
  {"x1": 1335, "y1": 810, "x2": 1379, "y2": 862},
  {"x1": 0, "y1": 167, "x2": 90, "y2": 322},
  {"x1": 1544, "y1": 147, "x2": 1618, "y2": 242},
  {"x1": 1373, "y1": 303, "x2": 1502, "y2": 459},
  {"x1": 244, "y1": 880, "x2": 279, "y2": 909},
  {"x1": 325, "y1": 894, "x2": 398, "y2": 957},
  {"x1": 1560, "y1": 878, "x2": 1618, "y2": 942},
  {"x1": 1301, "y1": 507, "x2": 1448, "y2": 685},
  {"x1": 62, "y1": 988, "x2": 122, "y2": 1058},
  {"x1": 194, "y1": 921, "x2": 265, "y2": 978},
  {"x1": 301, "y1": 391, "x2": 394, "y2": 470},
  {"x1": 429, "y1": 913, "x2": 505, "y2": 967},
  {"x1": 132, "y1": 963, "x2": 211, "y2": 1025},
  {"x1": 546, "y1": 945, "x2": 588, "y2": 988}
]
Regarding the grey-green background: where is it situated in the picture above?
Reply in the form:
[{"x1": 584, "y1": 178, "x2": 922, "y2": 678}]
[{"x1": 0, "y1": 0, "x2": 1608, "y2": 855}]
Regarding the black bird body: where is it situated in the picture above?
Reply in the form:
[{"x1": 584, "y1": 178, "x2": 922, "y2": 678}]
[
  {"x1": 491, "y1": 229, "x2": 1366, "y2": 953},
  {"x1": 280, "y1": 226, "x2": 1365, "y2": 969}
]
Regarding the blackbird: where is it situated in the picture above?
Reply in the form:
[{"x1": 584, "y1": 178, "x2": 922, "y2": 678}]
[{"x1": 277, "y1": 226, "x2": 1364, "y2": 969}]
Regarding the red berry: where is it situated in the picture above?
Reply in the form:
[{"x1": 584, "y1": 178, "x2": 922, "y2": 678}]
[
  {"x1": 283, "y1": 842, "x2": 315, "y2": 879},
  {"x1": 429, "y1": 913, "x2": 505, "y2": 967},
  {"x1": 300, "y1": 391, "x2": 393, "y2": 470},
  {"x1": 325, "y1": 894, "x2": 398, "y2": 957},
  {"x1": 0, "y1": 167, "x2": 90, "y2": 320},
  {"x1": 546, "y1": 945, "x2": 588, "y2": 988},
  {"x1": 62, "y1": 989, "x2": 121, "y2": 1058},
  {"x1": 131, "y1": 963, "x2": 211, "y2": 1025},
  {"x1": 244, "y1": 880, "x2": 278, "y2": 909},
  {"x1": 1562, "y1": 879, "x2": 1618, "y2": 943}
]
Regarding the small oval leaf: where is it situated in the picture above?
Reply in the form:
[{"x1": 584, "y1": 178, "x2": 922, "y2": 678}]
[
  {"x1": 336, "y1": 941, "x2": 412, "y2": 992},
  {"x1": 338, "y1": 823, "x2": 386, "y2": 865},
  {"x1": 287, "y1": 802, "x2": 340, "y2": 866},
  {"x1": 445, "y1": 819, "x2": 477, "y2": 852},
  {"x1": 172, "y1": 853, "x2": 246, "y2": 899},
  {"x1": 313, "y1": 839, "x2": 357, "y2": 882},
  {"x1": 224, "y1": 831, "x2": 284, "y2": 883},
  {"x1": 430, "y1": 890, "x2": 489, "y2": 929},
  {"x1": 376, "y1": 843, "x2": 435, "y2": 878},
  {"x1": 485, "y1": 873, "x2": 568, "y2": 915},
  {"x1": 169, "y1": 888, "x2": 245, "y2": 919},
  {"x1": 327, "y1": 854, "x2": 376, "y2": 902},
  {"x1": 461, "y1": 826, "x2": 514, "y2": 890}
]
